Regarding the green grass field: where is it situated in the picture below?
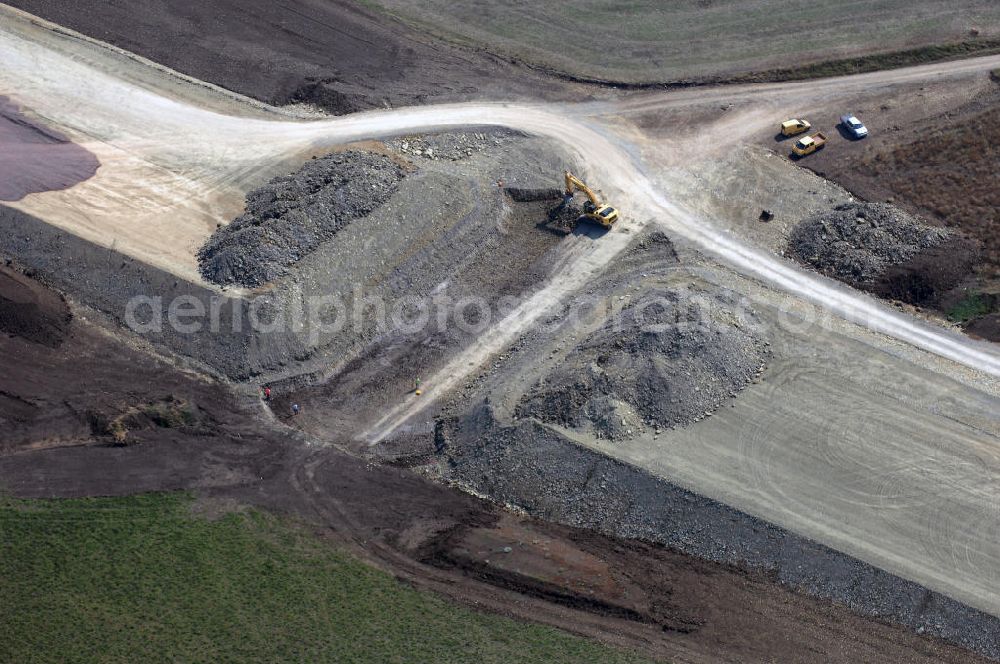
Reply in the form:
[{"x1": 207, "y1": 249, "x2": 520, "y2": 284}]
[
  {"x1": 366, "y1": 0, "x2": 1000, "y2": 83},
  {"x1": 0, "y1": 493, "x2": 653, "y2": 664}
]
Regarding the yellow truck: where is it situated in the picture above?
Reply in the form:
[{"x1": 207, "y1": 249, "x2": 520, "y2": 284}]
[
  {"x1": 791, "y1": 132, "x2": 827, "y2": 157},
  {"x1": 780, "y1": 118, "x2": 811, "y2": 136}
]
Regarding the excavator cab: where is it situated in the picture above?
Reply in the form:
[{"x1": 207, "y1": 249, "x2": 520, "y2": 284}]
[
  {"x1": 563, "y1": 171, "x2": 619, "y2": 228},
  {"x1": 583, "y1": 199, "x2": 619, "y2": 224},
  {"x1": 593, "y1": 205, "x2": 619, "y2": 225}
]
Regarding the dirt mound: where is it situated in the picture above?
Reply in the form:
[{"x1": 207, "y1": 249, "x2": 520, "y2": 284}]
[
  {"x1": 88, "y1": 395, "x2": 208, "y2": 446},
  {"x1": 198, "y1": 151, "x2": 403, "y2": 287},
  {"x1": 789, "y1": 202, "x2": 953, "y2": 285},
  {"x1": 516, "y1": 288, "x2": 769, "y2": 438},
  {"x1": 0, "y1": 95, "x2": 99, "y2": 201},
  {"x1": 0, "y1": 265, "x2": 71, "y2": 347}
]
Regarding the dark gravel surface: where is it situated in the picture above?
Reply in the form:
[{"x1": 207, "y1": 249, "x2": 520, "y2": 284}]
[{"x1": 0, "y1": 205, "x2": 305, "y2": 380}]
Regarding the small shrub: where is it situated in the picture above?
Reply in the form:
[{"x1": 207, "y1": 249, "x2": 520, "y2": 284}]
[
  {"x1": 108, "y1": 418, "x2": 129, "y2": 445},
  {"x1": 141, "y1": 399, "x2": 196, "y2": 428},
  {"x1": 87, "y1": 411, "x2": 129, "y2": 445},
  {"x1": 948, "y1": 292, "x2": 995, "y2": 322}
]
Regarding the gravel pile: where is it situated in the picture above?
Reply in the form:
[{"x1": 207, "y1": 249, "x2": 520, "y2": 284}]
[
  {"x1": 516, "y1": 288, "x2": 769, "y2": 439},
  {"x1": 789, "y1": 202, "x2": 951, "y2": 284},
  {"x1": 388, "y1": 129, "x2": 519, "y2": 162},
  {"x1": 198, "y1": 151, "x2": 403, "y2": 287}
]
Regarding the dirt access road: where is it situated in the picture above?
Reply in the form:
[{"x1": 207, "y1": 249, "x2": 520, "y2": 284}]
[
  {"x1": 3, "y1": 6, "x2": 999, "y2": 374},
  {"x1": 3, "y1": 0, "x2": 1000, "y2": 629}
]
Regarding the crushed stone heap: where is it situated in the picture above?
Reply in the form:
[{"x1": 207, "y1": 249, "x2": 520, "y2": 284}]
[
  {"x1": 516, "y1": 288, "x2": 769, "y2": 439},
  {"x1": 199, "y1": 151, "x2": 403, "y2": 287},
  {"x1": 789, "y1": 201, "x2": 951, "y2": 284}
]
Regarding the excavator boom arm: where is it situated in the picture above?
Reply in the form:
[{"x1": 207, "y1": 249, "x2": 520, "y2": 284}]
[{"x1": 564, "y1": 171, "x2": 602, "y2": 208}]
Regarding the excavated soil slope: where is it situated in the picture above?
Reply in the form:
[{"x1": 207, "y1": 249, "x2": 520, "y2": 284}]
[{"x1": 0, "y1": 264, "x2": 71, "y2": 348}]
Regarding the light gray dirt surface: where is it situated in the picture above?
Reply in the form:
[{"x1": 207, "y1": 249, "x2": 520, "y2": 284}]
[{"x1": 427, "y1": 229, "x2": 1000, "y2": 659}]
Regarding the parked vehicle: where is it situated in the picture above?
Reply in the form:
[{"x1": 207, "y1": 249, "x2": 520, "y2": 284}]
[
  {"x1": 791, "y1": 132, "x2": 827, "y2": 156},
  {"x1": 840, "y1": 114, "x2": 868, "y2": 138},
  {"x1": 780, "y1": 118, "x2": 812, "y2": 136}
]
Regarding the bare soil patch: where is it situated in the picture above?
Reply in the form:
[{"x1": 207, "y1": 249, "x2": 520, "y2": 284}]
[
  {"x1": 0, "y1": 95, "x2": 98, "y2": 201},
  {"x1": 0, "y1": 264, "x2": 71, "y2": 348},
  {"x1": 855, "y1": 106, "x2": 1000, "y2": 279},
  {"x1": 517, "y1": 285, "x2": 770, "y2": 439},
  {"x1": 5, "y1": 0, "x2": 576, "y2": 114}
]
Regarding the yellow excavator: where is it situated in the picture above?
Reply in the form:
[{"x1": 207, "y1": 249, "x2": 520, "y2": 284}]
[{"x1": 562, "y1": 171, "x2": 619, "y2": 227}]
